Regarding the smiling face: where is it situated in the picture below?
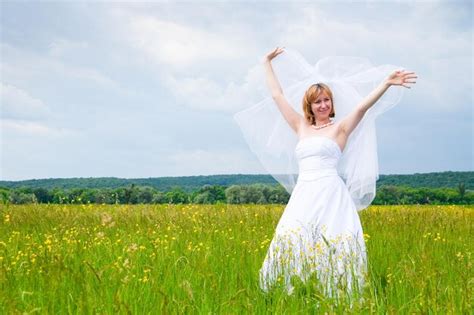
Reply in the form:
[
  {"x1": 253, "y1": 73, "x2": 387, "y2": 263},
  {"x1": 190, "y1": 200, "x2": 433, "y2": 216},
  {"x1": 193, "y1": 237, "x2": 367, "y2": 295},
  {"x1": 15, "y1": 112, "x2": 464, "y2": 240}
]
[
  {"x1": 302, "y1": 83, "x2": 335, "y2": 125},
  {"x1": 311, "y1": 91, "x2": 332, "y2": 119}
]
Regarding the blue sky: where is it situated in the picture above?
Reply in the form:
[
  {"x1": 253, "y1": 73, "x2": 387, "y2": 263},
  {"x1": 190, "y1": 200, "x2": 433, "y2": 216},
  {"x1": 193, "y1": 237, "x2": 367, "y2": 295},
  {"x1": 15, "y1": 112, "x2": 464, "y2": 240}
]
[{"x1": 1, "y1": 1, "x2": 472, "y2": 181}]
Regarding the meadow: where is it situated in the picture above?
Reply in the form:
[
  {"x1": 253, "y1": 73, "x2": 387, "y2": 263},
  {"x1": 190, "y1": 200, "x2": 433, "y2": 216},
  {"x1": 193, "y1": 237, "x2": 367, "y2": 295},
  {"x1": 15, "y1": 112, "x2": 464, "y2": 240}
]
[{"x1": 0, "y1": 203, "x2": 472, "y2": 313}]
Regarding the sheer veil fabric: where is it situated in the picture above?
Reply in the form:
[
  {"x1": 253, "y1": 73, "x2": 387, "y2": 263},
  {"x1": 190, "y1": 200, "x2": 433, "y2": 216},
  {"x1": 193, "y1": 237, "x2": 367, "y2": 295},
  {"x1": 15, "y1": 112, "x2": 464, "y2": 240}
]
[{"x1": 233, "y1": 49, "x2": 404, "y2": 211}]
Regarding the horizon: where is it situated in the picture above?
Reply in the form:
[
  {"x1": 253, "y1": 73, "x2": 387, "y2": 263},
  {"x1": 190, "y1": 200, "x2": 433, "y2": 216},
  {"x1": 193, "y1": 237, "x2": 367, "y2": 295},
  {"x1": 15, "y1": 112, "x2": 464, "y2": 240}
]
[{"x1": 1, "y1": 169, "x2": 471, "y2": 183}]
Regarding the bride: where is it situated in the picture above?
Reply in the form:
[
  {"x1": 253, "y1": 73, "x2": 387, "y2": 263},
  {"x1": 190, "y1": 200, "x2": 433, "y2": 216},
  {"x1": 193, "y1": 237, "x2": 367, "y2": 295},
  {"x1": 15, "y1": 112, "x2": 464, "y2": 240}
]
[{"x1": 234, "y1": 47, "x2": 417, "y2": 298}]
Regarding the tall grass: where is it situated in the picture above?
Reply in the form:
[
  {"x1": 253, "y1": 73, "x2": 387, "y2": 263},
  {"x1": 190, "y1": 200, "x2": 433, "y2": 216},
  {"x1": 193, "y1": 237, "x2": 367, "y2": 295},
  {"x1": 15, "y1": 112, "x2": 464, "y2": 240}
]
[{"x1": 0, "y1": 204, "x2": 472, "y2": 313}]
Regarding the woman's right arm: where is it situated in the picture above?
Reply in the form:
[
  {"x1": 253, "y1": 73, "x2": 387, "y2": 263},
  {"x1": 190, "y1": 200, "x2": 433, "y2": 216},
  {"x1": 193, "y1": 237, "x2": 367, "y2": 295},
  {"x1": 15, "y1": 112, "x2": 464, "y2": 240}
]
[{"x1": 264, "y1": 47, "x2": 303, "y2": 134}]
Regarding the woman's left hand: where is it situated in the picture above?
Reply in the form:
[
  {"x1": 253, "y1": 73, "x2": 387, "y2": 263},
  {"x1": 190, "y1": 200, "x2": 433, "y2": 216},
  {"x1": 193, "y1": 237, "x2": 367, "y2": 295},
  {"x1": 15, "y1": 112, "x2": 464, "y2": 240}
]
[{"x1": 386, "y1": 70, "x2": 418, "y2": 88}]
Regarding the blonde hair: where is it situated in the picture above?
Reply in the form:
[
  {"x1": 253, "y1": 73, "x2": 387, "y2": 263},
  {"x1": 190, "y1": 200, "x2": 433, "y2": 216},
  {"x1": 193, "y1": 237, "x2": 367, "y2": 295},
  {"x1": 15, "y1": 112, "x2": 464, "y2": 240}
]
[{"x1": 302, "y1": 83, "x2": 335, "y2": 125}]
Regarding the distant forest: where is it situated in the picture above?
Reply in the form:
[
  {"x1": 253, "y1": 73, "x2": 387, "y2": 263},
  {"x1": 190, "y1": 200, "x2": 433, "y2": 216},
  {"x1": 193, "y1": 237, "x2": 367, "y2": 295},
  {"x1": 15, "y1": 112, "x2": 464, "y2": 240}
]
[
  {"x1": 1, "y1": 171, "x2": 472, "y2": 192},
  {"x1": 0, "y1": 171, "x2": 472, "y2": 205}
]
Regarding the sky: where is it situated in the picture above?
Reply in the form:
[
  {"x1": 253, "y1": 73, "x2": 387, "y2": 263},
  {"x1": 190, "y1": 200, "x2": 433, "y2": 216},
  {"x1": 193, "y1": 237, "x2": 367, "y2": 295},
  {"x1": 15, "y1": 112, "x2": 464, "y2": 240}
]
[{"x1": 1, "y1": 0, "x2": 472, "y2": 181}]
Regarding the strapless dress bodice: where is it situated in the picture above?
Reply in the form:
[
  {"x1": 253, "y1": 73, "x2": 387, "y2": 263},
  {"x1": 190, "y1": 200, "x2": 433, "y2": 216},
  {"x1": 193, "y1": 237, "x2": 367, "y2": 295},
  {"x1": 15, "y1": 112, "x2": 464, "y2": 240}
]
[{"x1": 295, "y1": 136, "x2": 342, "y2": 181}]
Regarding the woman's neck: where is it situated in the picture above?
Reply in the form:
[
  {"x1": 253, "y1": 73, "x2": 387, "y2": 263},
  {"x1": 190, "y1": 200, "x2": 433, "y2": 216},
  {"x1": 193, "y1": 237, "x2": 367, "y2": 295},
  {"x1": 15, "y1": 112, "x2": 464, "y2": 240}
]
[{"x1": 314, "y1": 118, "x2": 331, "y2": 126}]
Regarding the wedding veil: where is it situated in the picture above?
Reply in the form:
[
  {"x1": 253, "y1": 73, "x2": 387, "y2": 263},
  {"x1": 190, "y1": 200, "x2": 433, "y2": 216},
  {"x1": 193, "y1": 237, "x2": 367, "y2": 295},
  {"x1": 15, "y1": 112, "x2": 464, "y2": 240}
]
[{"x1": 233, "y1": 49, "x2": 404, "y2": 211}]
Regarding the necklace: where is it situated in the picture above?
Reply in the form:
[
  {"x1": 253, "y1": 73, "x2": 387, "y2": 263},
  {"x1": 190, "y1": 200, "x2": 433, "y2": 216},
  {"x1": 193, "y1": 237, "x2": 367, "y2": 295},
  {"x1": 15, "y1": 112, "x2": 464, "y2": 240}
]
[{"x1": 311, "y1": 120, "x2": 334, "y2": 130}]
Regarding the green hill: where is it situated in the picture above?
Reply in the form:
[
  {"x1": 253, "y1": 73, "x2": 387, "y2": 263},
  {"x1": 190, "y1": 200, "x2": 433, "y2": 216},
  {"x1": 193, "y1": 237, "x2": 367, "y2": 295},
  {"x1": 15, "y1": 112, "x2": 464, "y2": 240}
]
[{"x1": 0, "y1": 171, "x2": 472, "y2": 192}]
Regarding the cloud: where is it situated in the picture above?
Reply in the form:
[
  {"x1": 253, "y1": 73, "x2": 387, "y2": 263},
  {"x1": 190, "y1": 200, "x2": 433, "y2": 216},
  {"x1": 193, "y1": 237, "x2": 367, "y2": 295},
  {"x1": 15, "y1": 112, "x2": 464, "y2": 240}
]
[
  {"x1": 111, "y1": 8, "x2": 253, "y2": 71},
  {"x1": 1, "y1": 119, "x2": 75, "y2": 138},
  {"x1": 275, "y1": 3, "x2": 471, "y2": 112},
  {"x1": 98, "y1": 6, "x2": 269, "y2": 113},
  {"x1": 0, "y1": 83, "x2": 52, "y2": 120},
  {"x1": 108, "y1": 2, "x2": 471, "y2": 115},
  {"x1": 163, "y1": 63, "x2": 265, "y2": 112},
  {"x1": 279, "y1": 8, "x2": 372, "y2": 57},
  {"x1": 167, "y1": 148, "x2": 264, "y2": 175},
  {"x1": 1, "y1": 43, "x2": 119, "y2": 90},
  {"x1": 48, "y1": 38, "x2": 89, "y2": 57}
]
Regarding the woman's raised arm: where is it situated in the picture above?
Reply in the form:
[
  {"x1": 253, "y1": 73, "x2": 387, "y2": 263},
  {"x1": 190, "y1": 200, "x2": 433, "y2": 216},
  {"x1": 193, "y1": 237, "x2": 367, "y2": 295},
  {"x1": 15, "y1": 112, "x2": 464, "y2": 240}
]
[
  {"x1": 340, "y1": 69, "x2": 417, "y2": 137},
  {"x1": 264, "y1": 47, "x2": 303, "y2": 134}
]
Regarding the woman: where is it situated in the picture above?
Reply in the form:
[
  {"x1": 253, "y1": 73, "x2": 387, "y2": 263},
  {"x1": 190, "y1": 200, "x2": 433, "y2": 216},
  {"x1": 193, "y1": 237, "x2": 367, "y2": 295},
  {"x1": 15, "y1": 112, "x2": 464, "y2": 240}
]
[{"x1": 233, "y1": 47, "x2": 417, "y2": 298}]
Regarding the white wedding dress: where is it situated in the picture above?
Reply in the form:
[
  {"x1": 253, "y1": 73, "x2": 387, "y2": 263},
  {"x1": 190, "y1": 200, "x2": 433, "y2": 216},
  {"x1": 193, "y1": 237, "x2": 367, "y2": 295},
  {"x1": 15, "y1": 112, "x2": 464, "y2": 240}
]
[{"x1": 258, "y1": 136, "x2": 367, "y2": 297}]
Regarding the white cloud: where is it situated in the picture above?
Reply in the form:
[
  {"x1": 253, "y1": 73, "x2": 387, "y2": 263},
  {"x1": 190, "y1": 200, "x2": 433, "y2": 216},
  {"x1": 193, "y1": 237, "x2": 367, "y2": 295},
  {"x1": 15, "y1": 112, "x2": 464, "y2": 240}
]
[
  {"x1": 61, "y1": 64, "x2": 117, "y2": 88},
  {"x1": 108, "y1": 2, "x2": 471, "y2": 115},
  {"x1": 112, "y1": 9, "x2": 252, "y2": 71},
  {"x1": 0, "y1": 83, "x2": 52, "y2": 120},
  {"x1": 1, "y1": 43, "x2": 119, "y2": 90},
  {"x1": 103, "y1": 6, "x2": 269, "y2": 113},
  {"x1": 1, "y1": 119, "x2": 75, "y2": 138},
  {"x1": 279, "y1": 8, "x2": 373, "y2": 57},
  {"x1": 48, "y1": 38, "x2": 89, "y2": 57},
  {"x1": 167, "y1": 148, "x2": 263, "y2": 175},
  {"x1": 163, "y1": 63, "x2": 265, "y2": 112},
  {"x1": 276, "y1": 4, "x2": 471, "y2": 112}
]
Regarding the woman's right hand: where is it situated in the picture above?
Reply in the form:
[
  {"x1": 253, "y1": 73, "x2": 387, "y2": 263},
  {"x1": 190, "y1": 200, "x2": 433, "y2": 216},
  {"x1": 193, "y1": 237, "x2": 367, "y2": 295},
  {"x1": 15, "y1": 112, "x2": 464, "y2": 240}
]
[{"x1": 265, "y1": 47, "x2": 285, "y2": 62}]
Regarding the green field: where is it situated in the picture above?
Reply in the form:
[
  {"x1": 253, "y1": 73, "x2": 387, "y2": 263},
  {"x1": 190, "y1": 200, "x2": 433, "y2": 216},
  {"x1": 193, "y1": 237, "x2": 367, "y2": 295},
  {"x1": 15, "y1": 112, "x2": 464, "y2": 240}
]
[{"x1": 1, "y1": 204, "x2": 472, "y2": 313}]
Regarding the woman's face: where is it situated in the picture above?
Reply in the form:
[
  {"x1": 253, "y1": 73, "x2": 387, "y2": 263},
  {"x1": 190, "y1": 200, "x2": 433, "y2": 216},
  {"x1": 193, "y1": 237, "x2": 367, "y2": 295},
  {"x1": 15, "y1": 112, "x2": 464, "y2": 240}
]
[{"x1": 311, "y1": 91, "x2": 332, "y2": 120}]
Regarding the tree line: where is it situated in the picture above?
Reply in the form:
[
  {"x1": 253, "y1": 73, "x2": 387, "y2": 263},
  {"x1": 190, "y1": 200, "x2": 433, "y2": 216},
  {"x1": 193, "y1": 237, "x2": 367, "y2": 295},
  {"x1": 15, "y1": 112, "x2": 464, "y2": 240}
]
[
  {"x1": 1, "y1": 171, "x2": 472, "y2": 191},
  {"x1": 1, "y1": 183, "x2": 472, "y2": 205}
]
